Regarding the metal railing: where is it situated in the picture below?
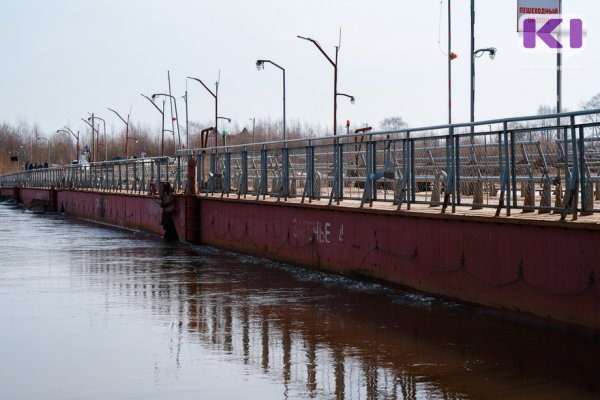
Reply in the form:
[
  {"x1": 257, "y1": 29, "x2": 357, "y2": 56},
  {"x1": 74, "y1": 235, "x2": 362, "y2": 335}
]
[
  {"x1": 0, "y1": 157, "x2": 176, "y2": 195},
  {"x1": 179, "y1": 109, "x2": 600, "y2": 220},
  {"x1": 2, "y1": 110, "x2": 600, "y2": 220}
]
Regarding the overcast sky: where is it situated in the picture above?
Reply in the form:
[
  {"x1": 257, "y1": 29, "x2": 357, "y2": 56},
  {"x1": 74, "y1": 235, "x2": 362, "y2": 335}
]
[{"x1": 0, "y1": 0, "x2": 598, "y2": 140}]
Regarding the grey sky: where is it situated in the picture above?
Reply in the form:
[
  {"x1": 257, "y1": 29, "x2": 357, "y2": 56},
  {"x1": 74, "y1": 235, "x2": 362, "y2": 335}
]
[{"x1": 0, "y1": 0, "x2": 598, "y2": 139}]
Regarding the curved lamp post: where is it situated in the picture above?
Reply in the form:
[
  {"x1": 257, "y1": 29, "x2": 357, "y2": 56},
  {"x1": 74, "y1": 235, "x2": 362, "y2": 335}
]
[
  {"x1": 151, "y1": 93, "x2": 181, "y2": 155},
  {"x1": 256, "y1": 59, "x2": 286, "y2": 142},
  {"x1": 297, "y1": 34, "x2": 355, "y2": 136},
  {"x1": 63, "y1": 126, "x2": 80, "y2": 162},
  {"x1": 187, "y1": 75, "x2": 226, "y2": 148},
  {"x1": 81, "y1": 118, "x2": 101, "y2": 162},
  {"x1": 141, "y1": 93, "x2": 166, "y2": 156},
  {"x1": 88, "y1": 114, "x2": 107, "y2": 161},
  {"x1": 107, "y1": 108, "x2": 130, "y2": 159},
  {"x1": 470, "y1": 47, "x2": 497, "y2": 134}
]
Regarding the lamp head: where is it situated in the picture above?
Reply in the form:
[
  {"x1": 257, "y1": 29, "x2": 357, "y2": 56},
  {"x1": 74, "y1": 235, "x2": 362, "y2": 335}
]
[
  {"x1": 350, "y1": 96, "x2": 356, "y2": 105},
  {"x1": 151, "y1": 94, "x2": 158, "y2": 101},
  {"x1": 256, "y1": 60, "x2": 265, "y2": 70},
  {"x1": 489, "y1": 48, "x2": 497, "y2": 60}
]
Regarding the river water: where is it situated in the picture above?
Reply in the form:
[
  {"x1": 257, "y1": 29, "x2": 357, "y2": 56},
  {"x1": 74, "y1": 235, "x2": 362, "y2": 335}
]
[{"x1": 0, "y1": 202, "x2": 599, "y2": 400}]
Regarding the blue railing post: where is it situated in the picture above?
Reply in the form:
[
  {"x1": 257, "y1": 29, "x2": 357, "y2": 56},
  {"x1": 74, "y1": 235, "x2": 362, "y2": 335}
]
[
  {"x1": 224, "y1": 151, "x2": 231, "y2": 195},
  {"x1": 260, "y1": 146, "x2": 267, "y2": 198},
  {"x1": 282, "y1": 146, "x2": 290, "y2": 199},
  {"x1": 209, "y1": 151, "x2": 216, "y2": 193},
  {"x1": 241, "y1": 149, "x2": 248, "y2": 197}
]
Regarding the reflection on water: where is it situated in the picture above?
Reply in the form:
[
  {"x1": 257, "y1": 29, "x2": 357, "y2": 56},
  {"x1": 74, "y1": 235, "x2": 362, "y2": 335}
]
[{"x1": 0, "y1": 202, "x2": 599, "y2": 400}]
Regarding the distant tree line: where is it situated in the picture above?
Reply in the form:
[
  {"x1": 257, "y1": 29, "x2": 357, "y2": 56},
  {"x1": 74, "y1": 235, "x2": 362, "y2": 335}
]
[{"x1": 2, "y1": 92, "x2": 599, "y2": 174}]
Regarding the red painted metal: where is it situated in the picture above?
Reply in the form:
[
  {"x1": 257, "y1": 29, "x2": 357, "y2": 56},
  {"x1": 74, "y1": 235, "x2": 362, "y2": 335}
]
[
  {"x1": 57, "y1": 190, "x2": 165, "y2": 235},
  {"x1": 183, "y1": 197, "x2": 600, "y2": 332},
  {"x1": 19, "y1": 188, "x2": 51, "y2": 207}
]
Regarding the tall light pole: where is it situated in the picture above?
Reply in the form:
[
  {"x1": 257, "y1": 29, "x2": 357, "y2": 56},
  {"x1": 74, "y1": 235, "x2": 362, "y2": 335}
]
[
  {"x1": 448, "y1": 0, "x2": 454, "y2": 124},
  {"x1": 63, "y1": 126, "x2": 80, "y2": 162},
  {"x1": 470, "y1": 0, "x2": 497, "y2": 134},
  {"x1": 183, "y1": 90, "x2": 189, "y2": 149},
  {"x1": 81, "y1": 118, "x2": 100, "y2": 162},
  {"x1": 108, "y1": 108, "x2": 130, "y2": 159},
  {"x1": 557, "y1": 0, "x2": 562, "y2": 128},
  {"x1": 141, "y1": 93, "x2": 166, "y2": 156},
  {"x1": 88, "y1": 114, "x2": 107, "y2": 161},
  {"x1": 256, "y1": 59, "x2": 286, "y2": 142},
  {"x1": 470, "y1": 47, "x2": 496, "y2": 132},
  {"x1": 187, "y1": 75, "x2": 219, "y2": 148},
  {"x1": 151, "y1": 93, "x2": 181, "y2": 156},
  {"x1": 298, "y1": 34, "x2": 355, "y2": 135}
]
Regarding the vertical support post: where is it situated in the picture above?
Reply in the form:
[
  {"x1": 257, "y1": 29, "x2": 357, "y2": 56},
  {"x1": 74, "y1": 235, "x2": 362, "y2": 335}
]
[
  {"x1": 372, "y1": 139, "x2": 378, "y2": 203},
  {"x1": 260, "y1": 146, "x2": 267, "y2": 198},
  {"x1": 578, "y1": 125, "x2": 587, "y2": 216},
  {"x1": 282, "y1": 146, "x2": 289, "y2": 199},
  {"x1": 224, "y1": 151, "x2": 231, "y2": 195},
  {"x1": 409, "y1": 134, "x2": 416, "y2": 205},
  {"x1": 156, "y1": 159, "x2": 162, "y2": 188},
  {"x1": 125, "y1": 162, "x2": 130, "y2": 192},
  {"x1": 141, "y1": 160, "x2": 145, "y2": 193},
  {"x1": 177, "y1": 155, "x2": 182, "y2": 192},
  {"x1": 305, "y1": 143, "x2": 315, "y2": 202},
  {"x1": 196, "y1": 154, "x2": 203, "y2": 194},
  {"x1": 448, "y1": 0, "x2": 452, "y2": 125},
  {"x1": 504, "y1": 123, "x2": 511, "y2": 216},
  {"x1": 561, "y1": 116, "x2": 579, "y2": 221},
  {"x1": 209, "y1": 151, "x2": 216, "y2": 193},
  {"x1": 118, "y1": 163, "x2": 122, "y2": 191},
  {"x1": 133, "y1": 161, "x2": 138, "y2": 192},
  {"x1": 510, "y1": 130, "x2": 517, "y2": 208},
  {"x1": 241, "y1": 150, "x2": 248, "y2": 196},
  {"x1": 455, "y1": 134, "x2": 461, "y2": 205}
]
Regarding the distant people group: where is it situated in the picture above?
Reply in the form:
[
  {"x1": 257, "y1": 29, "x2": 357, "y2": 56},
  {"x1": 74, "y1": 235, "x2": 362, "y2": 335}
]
[{"x1": 24, "y1": 161, "x2": 49, "y2": 170}]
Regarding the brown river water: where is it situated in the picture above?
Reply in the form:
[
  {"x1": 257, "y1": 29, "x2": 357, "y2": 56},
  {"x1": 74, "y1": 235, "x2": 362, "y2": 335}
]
[{"x1": 0, "y1": 202, "x2": 599, "y2": 400}]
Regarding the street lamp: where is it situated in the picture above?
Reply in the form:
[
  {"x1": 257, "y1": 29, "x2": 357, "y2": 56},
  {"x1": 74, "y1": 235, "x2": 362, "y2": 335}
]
[
  {"x1": 150, "y1": 93, "x2": 181, "y2": 155},
  {"x1": 141, "y1": 93, "x2": 166, "y2": 156},
  {"x1": 297, "y1": 34, "x2": 355, "y2": 136},
  {"x1": 128, "y1": 136, "x2": 139, "y2": 152},
  {"x1": 470, "y1": 44, "x2": 496, "y2": 134},
  {"x1": 88, "y1": 114, "x2": 107, "y2": 161},
  {"x1": 256, "y1": 59, "x2": 286, "y2": 142},
  {"x1": 81, "y1": 118, "x2": 100, "y2": 162},
  {"x1": 63, "y1": 126, "x2": 80, "y2": 162},
  {"x1": 187, "y1": 75, "x2": 221, "y2": 148},
  {"x1": 108, "y1": 108, "x2": 130, "y2": 159}
]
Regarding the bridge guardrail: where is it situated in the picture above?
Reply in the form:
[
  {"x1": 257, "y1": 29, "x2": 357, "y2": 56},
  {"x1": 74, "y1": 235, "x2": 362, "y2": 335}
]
[{"x1": 2, "y1": 110, "x2": 600, "y2": 220}]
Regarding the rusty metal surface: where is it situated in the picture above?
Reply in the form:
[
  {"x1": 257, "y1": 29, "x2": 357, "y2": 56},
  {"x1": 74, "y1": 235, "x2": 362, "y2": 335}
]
[{"x1": 57, "y1": 190, "x2": 164, "y2": 235}]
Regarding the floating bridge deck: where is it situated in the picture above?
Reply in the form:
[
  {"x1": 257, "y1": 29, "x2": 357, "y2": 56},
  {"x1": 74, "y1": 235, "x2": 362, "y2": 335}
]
[{"x1": 2, "y1": 110, "x2": 600, "y2": 332}]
